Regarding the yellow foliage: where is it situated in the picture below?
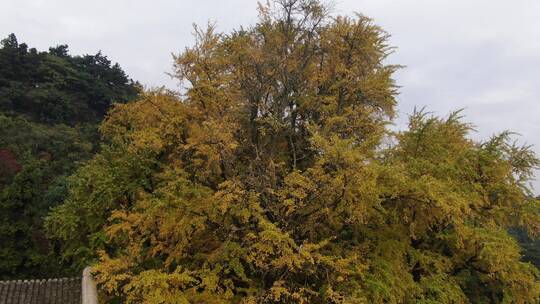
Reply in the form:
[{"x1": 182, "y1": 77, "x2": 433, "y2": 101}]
[{"x1": 47, "y1": 1, "x2": 540, "y2": 303}]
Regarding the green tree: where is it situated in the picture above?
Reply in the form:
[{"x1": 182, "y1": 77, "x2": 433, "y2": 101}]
[
  {"x1": 0, "y1": 114, "x2": 93, "y2": 278},
  {"x1": 0, "y1": 35, "x2": 140, "y2": 279},
  {"x1": 0, "y1": 34, "x2": 140, "y2": 124}
]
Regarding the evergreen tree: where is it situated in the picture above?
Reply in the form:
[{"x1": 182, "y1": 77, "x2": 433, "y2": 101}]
[
  {"x1": 0, "y1": 35, "x2": 140, "y2": 279},
  {"x1": 0, "y1": 34, "x2": 139, "y2": 124}
]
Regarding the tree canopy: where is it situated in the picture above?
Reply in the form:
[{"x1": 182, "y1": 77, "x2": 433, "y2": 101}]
[
  {"x1": 0, "y1": 34, "x2": 140, "y2": 279},
  {"x1": 0, "y1": 33, "x2": 139, "y2": 124},
  {"x1": 46, "y1": 1, "x2": 540, "y2": 303}
]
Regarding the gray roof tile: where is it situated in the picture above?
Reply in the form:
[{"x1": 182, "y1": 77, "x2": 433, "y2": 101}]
[{"x1": 0, "y1": 277, "x2": 81, "y2": 304}]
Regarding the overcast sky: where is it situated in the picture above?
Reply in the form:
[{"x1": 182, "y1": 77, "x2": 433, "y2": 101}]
[{"x1": 2, "y1": 0, "x2": 539, "y2": 192}]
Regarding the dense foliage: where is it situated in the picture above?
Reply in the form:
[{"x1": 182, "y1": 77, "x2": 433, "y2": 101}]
[
  {"x1": 46, "y1": 1, "x2": 540, "y2": 303},
  {"x1": 0, "y1": 33, "x2": 139, "y2": 124},
  {"x1": 0, "y1": 34, "x2": 139, "y2": 279}
]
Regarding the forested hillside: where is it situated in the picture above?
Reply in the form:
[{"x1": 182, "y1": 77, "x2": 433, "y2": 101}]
[{"x1": 0, "y1": 33, "x2": 139, "y2": 279}]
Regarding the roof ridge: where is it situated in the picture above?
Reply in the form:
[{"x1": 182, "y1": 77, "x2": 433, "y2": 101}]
[{"x1": 0, "y1": 277, "x2": 80, "y2": 283}]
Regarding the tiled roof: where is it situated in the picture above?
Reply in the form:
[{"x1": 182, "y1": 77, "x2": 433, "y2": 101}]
[{"x1": 0, "y1": 277, "x2": 81, "y2": 304}]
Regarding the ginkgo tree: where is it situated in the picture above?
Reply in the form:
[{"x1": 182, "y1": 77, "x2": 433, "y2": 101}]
[{"x1": 46, "y1": 0, "x2": 540, "y2": 303}]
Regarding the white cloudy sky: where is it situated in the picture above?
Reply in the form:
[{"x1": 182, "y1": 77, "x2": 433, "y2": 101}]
[{"x1": 2, "y1": 0, "x2": 539, "y2": 192}]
